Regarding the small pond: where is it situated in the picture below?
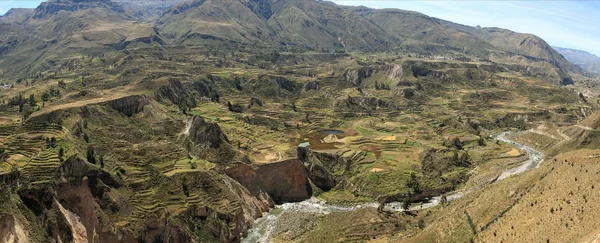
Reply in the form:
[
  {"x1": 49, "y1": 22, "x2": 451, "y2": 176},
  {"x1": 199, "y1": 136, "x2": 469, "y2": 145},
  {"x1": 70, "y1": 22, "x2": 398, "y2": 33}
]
[{"x1": 318, "y1": 129, "x2": 344, "y2": 135}]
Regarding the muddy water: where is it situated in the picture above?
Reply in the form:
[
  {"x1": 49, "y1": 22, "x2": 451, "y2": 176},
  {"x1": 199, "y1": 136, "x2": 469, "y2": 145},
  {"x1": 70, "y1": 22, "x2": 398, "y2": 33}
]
[
  {"x1": 242, "y1": 132, "x2": 543, "y2": 242},
  {"x1": 297, "y1": 129, "x2": 345, "y2": 150}
]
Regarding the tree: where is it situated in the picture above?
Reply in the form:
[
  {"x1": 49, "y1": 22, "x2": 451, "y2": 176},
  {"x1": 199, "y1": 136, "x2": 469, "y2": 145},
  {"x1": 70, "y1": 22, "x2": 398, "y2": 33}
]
[
  {"x1": 440, "y1": 195, "x2": 448, "y2": 205},
  {"x1": 86, "y1": 146, "x2": 96, "y2": 164},
  {"x1": 406, "y1": 173, "x2": 422, "y2": 194},
  {"x1": 58, "y1": 80, "x2": 66, "y2": 89},
  {"x1": 402, "y1": 197, "x2": 410, "y2": 211},
  {"x1": 58, "y1": 147, "x2": 64, "y2": 161},
  {"x1": 453, "y1": 137, "x2": 463, "y2": 150},
  {"x1": 83, "y1": 133, "x2": 89, "y2": 143},
  {"x1": 182, "y1": 177, "x2": 190, "y2": 197},
  {"x1": 41, "y1": 92, "x2": 50, "y2": 102},
  {"x1": 478, "y1": 137, "x2": 486, "y2": 146},
  {"x1": 29, "y1": 94, "x2": 36, "y2": 107},
  {"x1": 99, "y1": 155, "x2": 104, "y2": 169}
]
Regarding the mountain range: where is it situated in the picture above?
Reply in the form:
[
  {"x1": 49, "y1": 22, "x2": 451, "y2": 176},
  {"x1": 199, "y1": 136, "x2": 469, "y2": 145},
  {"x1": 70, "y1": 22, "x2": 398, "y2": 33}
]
[
  {"x1": 1, "y1": 1, "x2": 600, "y2": 243},
  {"x1": 554, "y1": 46, "x2": 600, "y2": 76},
  {"x1": 0, "y1": 0, "x2": 583, "y2": 84}
]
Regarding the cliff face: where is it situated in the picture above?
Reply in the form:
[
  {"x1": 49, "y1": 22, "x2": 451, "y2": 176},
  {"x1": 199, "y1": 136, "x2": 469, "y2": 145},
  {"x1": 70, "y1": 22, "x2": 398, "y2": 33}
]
[
  {"x1": 344, "y1": 64, "x2": 405, "y2": 87},
  {"x1": 0, "y1": 215, "x2": 29, "y2": 243},
  {"x1": 256, "y1": 160, "x2": 312, "y2": 203},
  {"x1": 187, "y1": 115, "x2": 230, "y2": 149},
  {"x1": 0, "y1": 155, "x2": 281, "y2": 243},
  {"x1": 226, "y1": 160, "x2": 313, "y2": 204},
  {"x1": 297, "y1": 146, "x2": 350, "y2": 191},
  {"x1": 108, "y1": 95, "x2": 150, "y2": 117}
]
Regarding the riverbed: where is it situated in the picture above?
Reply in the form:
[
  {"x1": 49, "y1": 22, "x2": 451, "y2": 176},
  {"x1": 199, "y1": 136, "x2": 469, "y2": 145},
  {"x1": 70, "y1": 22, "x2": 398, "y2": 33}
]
[{"x1": 242, "y1": 131, "x2": 544, "y2": 242}]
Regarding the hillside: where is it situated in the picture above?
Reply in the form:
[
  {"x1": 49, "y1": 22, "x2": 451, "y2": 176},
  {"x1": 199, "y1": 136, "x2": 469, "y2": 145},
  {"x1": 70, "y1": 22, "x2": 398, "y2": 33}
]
[
  {"x1": 0, "y1": 0, "x2": 597, "y2": 242},
  {"x1": 0, "y1": 0, "x2": 581, "y2": 85}
]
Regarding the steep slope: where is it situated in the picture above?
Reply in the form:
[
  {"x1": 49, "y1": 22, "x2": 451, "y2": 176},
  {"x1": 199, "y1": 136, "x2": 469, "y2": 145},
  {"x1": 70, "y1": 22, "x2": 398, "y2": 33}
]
[
  {"x1": 353, "y1": 7, "x2": 494, "y2": 56},
  {"x1": 157, "y1": 0, "x2": 395, "y2": 51},
  {"x1": 347, "y1": 7, "x2": 576, "y2": 85},
  {"x1": 440, "y1": 21, "x2": 576, "y2": 69},
  {"x1": 0, "y1": 8, "x2": 34, "y2": 24},
  {"x1": 0, "y1": 0, "x2": 166, "y2": 78},
  {"x1": 116, "y1": 0, "x2": 188, "y2": 23},
  {"x1": 555, "y1": 46, "x2": 600, "y2": 75},
  {"x1": 267, "y1": 0, "x2": 396, "y2": 52},
  {"x1": 157, "y1": 0, "x2": 275, "y2": 46},
  {"x1": 0, "y1": 0, "x2": 583, "y2": 84}
]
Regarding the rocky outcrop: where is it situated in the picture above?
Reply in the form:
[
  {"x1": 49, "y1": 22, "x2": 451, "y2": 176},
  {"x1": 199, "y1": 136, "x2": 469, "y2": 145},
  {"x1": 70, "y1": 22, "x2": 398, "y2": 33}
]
[
  {"x1": 247, "y1": 97, "x2": 264, "y2": 108},
  {"x1": 175, "y1": 172, "x2": 271, "y2": 243},
  {"x1": 302, "y1": 81, "x2": 321, "y2": 92},
  {"x1": 226, "y1": 160, "x2": 313, "y2": 204},
  {"x1": 344, "y1": 65, "x2": 404, "y2": 87},
  {"x1": 243, "y1": 0, "x2": 273, "y2": 20},
  {"x1": 297, "y1": 147, "x2": 350, "y2": 191},
  {"x1": 108, "y1": 95, "x2": 150, "y2": 117},
  {"x1": 187, "y1": 116, "x2": 230, "y2": 149},
  {"x1": 256, "y1": 160, "x2": 312, "y2": 203},
  {"x1": 155, "y1": 79, "x2": 220, "y2": 108},
  {"x1": 33, "y1": 0, "x2": 124, "y2": 19},
  {"x1": 184, "y1": 115, "x2": 240, "y2": 165},
  {"x1": 333, "y1": 96, "x2": 392, "y2": 114},
  {"x1": 241, "y1": 75, "x2": 299, "y2": 97},
  {"x1": 225, "y1": 164, "x2": 274, "y2": 210},
  {"x1": 345, "y1": 66, "x2": 374, "y2": 87},
  {"x1": 3, "y1": 153, "x2": 276, "y2": 243},
  {"x1": 155, "y1": 79, "x2": 197, "y2": 109},
  {"x1": 0, "y1": 215, "x2": 30, "y2": 243}
]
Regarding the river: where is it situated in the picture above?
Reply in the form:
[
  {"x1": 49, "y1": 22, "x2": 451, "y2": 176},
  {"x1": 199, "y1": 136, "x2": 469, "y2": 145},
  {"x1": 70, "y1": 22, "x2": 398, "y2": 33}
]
[{"x1": 242, "y1": 131, "x2": 544, "y2": 243}]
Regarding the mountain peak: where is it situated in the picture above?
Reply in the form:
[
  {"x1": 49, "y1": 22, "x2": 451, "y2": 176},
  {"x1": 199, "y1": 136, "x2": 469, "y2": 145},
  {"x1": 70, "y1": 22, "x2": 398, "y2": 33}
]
[{"x1": 33, "y1": 0, "x2": 124, "y2": 18}]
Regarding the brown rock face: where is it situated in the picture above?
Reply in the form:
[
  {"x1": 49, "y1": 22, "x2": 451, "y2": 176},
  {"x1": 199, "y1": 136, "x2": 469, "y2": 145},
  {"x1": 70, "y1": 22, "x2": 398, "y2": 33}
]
[
  {"x1": 108, "y1": 95, "x2": 150, "y2": 117},
  {"x1": 188, "y1": 115, "x2": 231, "y2": 149},
  {"x1": 56, "y1": 179, "x2": 99, "y2": 243},
  {"x1": 256, "y1": 160, "x2": 312, "y2": 203},
  {"x1": 0, "y1": 215, "x2": 29, "y2": 243},
  {"x1": 227, "y1": 160, "x2": 313, "y2": 204},
  {"x1": 225, "y1": 164, "x2": 274, "y2": 210},
  {"x1": 297, "y1": 146, "x2": 348, "y2": 191}
]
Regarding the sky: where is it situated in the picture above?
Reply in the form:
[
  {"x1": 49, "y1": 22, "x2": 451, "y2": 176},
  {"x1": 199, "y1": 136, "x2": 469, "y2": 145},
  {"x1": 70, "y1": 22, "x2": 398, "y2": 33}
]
[
  {"x1": 1, "y1": 0, "x2": 599, "y2": 56},
  {"x1": 0, "y1": 1, "x2": 42, "y2": 15}
]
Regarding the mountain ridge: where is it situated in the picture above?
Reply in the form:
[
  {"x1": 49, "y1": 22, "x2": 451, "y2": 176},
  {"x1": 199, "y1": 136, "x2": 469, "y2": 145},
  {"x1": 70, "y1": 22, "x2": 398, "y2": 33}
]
[
  {"x1": 0, "y1": 0, "x2": 579, "y2": 85},
  {"x1": 554, "y1": 46, "x2": 600, "y2": 75}
]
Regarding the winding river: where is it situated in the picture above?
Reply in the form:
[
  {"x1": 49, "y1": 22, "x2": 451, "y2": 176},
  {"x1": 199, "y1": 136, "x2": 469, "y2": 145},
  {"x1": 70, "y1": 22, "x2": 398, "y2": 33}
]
[{"x1": 242, "y1": 131, "x2": 544, "y2": 243}]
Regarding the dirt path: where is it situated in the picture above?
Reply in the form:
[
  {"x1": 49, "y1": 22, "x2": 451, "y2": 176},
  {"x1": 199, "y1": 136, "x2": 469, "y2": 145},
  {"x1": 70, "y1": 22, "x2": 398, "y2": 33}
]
[
  {"x1": 556, "y1": 128, "x2": 571, "y2": 141},
  {"x1": 575, "y1": 124, "x2": 594, "y2": 131}
]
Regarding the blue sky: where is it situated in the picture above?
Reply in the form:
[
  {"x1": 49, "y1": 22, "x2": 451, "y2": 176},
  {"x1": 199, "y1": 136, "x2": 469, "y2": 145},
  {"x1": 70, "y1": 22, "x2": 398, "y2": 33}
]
[
  {"x1": 0, "y1": 1, "x2": 42, "y2": 14},
  {"x1": 1, "y1": 1, "x2": 599, "y2": 56}
]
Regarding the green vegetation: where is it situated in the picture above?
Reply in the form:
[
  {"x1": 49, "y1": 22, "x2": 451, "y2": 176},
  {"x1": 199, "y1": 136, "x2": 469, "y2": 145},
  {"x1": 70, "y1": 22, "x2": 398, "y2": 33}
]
[{"x1": 0, "y1": 0, "x2": 596, "y2": 242}]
